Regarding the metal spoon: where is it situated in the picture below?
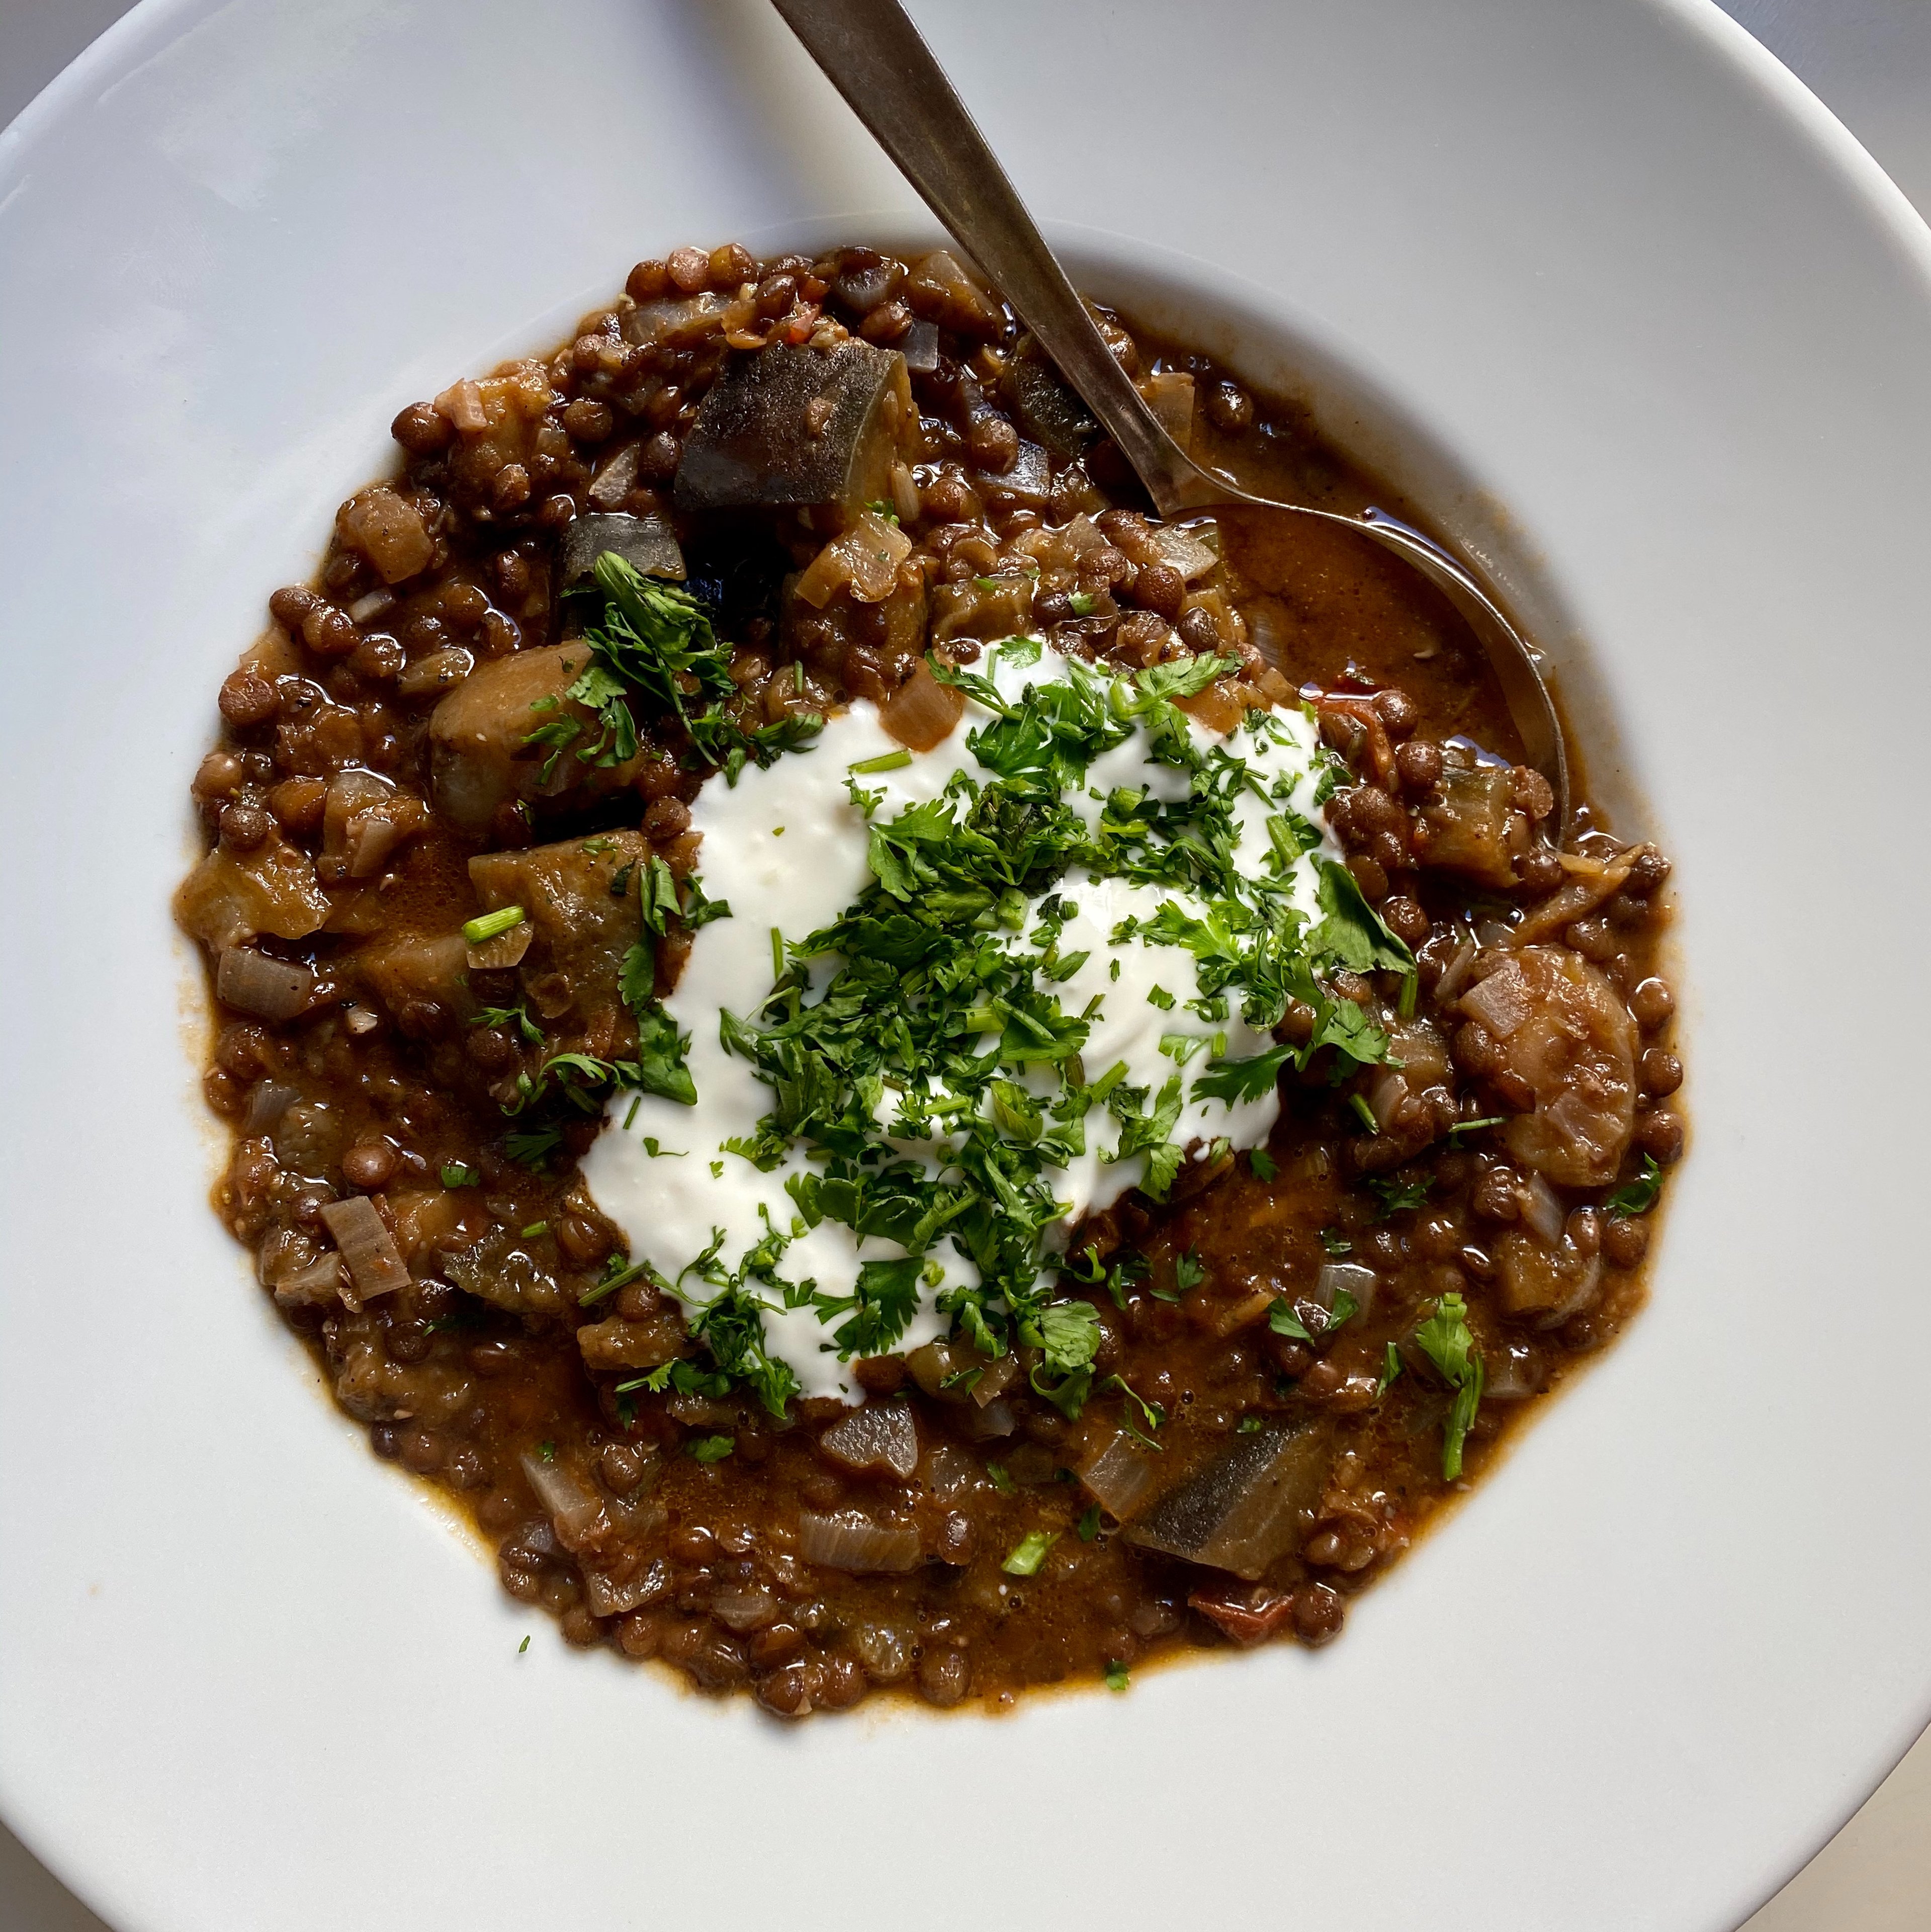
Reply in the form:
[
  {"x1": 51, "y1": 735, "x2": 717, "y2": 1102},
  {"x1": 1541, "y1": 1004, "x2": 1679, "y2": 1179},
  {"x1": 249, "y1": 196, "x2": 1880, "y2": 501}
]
[{"x1": 770, "y1": 0, "x2": 1569, "y2": 832}]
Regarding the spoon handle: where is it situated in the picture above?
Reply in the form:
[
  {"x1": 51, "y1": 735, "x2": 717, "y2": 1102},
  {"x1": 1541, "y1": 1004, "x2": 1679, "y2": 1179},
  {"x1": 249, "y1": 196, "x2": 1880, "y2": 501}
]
[{"x1": 769, "y1": 0, "x2": 1196, "y2": 512}]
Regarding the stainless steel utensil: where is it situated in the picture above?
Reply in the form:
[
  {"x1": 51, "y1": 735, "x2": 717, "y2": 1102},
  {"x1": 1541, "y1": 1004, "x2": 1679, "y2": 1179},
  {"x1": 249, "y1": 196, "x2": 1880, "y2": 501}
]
[{"x1": 770, "y1": 0, "x2": 1569, "y2": 830}]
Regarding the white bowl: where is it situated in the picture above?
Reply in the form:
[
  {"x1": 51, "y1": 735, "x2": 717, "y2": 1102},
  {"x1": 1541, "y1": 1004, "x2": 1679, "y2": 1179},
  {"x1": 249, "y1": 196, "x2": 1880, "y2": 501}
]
[{"x1": 5, "y1": 2, "x2": 1931, "y2": 1928}]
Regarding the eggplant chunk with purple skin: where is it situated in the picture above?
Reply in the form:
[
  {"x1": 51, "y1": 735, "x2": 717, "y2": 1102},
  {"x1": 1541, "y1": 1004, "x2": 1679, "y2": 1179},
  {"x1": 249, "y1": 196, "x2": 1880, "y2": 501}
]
[
  {"x1": 1123, "y1": 1420, "x2": 1333, "y2": 1579},
  {"x1": 559, "y1": 511, "x2": 685, "y2": 596},
  {"x1": 428, "y1": 643, "x2": 642, "y2": 834},
  {"x1": 674, "y1": 341, "x2": 916, "y2": 527}
]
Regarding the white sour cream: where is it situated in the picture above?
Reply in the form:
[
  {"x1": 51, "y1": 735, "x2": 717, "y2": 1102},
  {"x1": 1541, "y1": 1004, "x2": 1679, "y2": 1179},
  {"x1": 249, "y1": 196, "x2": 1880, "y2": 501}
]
[{"x1": 580, "y1": 645, "x2": 1339, "y2": 1399}]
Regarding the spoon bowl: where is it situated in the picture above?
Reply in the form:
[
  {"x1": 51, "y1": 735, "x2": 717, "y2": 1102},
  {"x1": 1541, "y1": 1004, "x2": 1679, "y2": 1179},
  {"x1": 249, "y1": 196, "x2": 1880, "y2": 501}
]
[{"x1": 771, "y1": 0, "x2": 1569, "y2": 831}]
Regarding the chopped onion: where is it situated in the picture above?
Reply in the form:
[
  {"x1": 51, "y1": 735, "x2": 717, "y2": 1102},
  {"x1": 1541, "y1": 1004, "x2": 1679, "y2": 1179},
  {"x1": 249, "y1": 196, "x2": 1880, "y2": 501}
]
[
  {"x1": 1512, "y1": 861, "x2": 1632, "y2": 946},
  {"x1": 216, "y1": 947, "x2": 314, "y2": 1023},
  {"x1": 818, "y1": 1402, "x2": 920, "y2": 1479},
  {"x1": 1153, "y1": 520, "x2": 1218, "y2": 582},
  {"x1": 347, "y1": 814, "x2": 406, "y2": 878},
  {"x1": 1485, "y1": 1339, "x2": 1545, "y2": 1400},
  {"x1": 1078, "y1": 1429, "x2": 1153, "y2": 1521},
  {"x1": 901, "y1": 318, "x2": 940, "y2": 373},
  {"x1": 337, "y1": 486, "x2": 433, "y2": 585},
  {"x1": 318, "y1": 1195, "x2": 410, "y2": 1307},
  {"x1": 396, "y1": 645, "x2": 474, "y2": 701},
  {"x1": 242, "y1": 1079, "x2": 302, "y2": 1136},
  {"x1": 904, "y1": 249, "x2": 1002, "y2": 335},
  {"x1": 965, "y1": 1397, "x2": 1016, "y2": 1441},
  {"x1": 1461, "y1": 958, "x2": 1533, "y2": 1038},
  {"x1": 519, "y1": 1450, "x2": 608, "y2": 1552},
  {"x1": 709, "y1": 1583, "x2": 779, "y2": 1632},
  {"x1": 1497, "y1": 1230, "x2": 1603, "y2": 1325},
  {"x1": 270, "y1": 1254, "x2": 344, "y2": 1308},
  {"x1": 586, "y1": 441, "x2": 641, "y2": 510},
  {"x1": 798, "y1": 1508, "x2": 921, "y2": 1574},
  {"x1": 1315, "y1": 1261, "x2": 1379, "y2": 1318},
  {"x1": 889, "y1": 460, "x2": 921, "y2": 526},
  {"x1": 922, "y1": 1444, "x2": 981, "y2": 1500},
  {"x1": 466, "y1": 919, "x2": 534, "y2": 971},
  {"x1": 1140, "y1": 372, "x2": 1196, "y2": 451},
  {"x1": 623, "y1": 292, "x2": 729, "y2": 351},
  {"x1": 833, "y1": 258, "x2": 902, "y2": 312},
  {"x1": 793, "y1": 508, "x2": 912, "y2": 607},
  {"x1": 1520, "y1": 1171, "x2": 1568, "y2": 1244},
  {"x1": 1434, "y1": 939, "x2": 1478, "y2": 1005},
  {"x1": 970, "y1": 1352, "x2": 1020, "y2": 1408},
  {"x1": 436, "y1": 377, "x2": 488, "y2": 433},
  {"x1": 582, "y1": 1554, "x2": 668, "y2": 1618},
  {"x1": 881, "y1": 660, "x2": 965, "y2": 751},
  {"x1": 1368, "y1": 1067, "x2": 1409, "y2": 1130}
]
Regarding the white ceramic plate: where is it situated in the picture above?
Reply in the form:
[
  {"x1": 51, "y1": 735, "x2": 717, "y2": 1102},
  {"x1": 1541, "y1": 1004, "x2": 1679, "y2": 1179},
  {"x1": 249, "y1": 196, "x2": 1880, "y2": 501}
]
[{"x1": 5, "y1": 2, "x2": 1931, "y2": 1928}]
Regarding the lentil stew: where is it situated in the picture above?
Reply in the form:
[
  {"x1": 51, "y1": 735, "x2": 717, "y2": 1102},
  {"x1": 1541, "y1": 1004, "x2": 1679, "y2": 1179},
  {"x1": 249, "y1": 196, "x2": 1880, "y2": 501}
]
[{"x1": 176, "y1": 241, "x2": 1682, "y2": 1717}]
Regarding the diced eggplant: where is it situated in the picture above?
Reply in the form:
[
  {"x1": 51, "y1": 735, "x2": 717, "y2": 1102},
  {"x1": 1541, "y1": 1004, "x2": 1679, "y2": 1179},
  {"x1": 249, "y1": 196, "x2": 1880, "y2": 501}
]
[
  {"x1": 930, "y1": 572, "x2": 1035, "y2": 644},
  {"x1": 577, "y1": 1314, "x2": 688, "y2": 1372},
  {"x1": 559, "y1": 511, "x2": 686, "y2": 601},
  {"x1": 1004, "y1": 350, "x2": 1096, "y2": 462},
  {"x1": 1417, "y1": 761, "x2": 1519, "y2": 889},
  {"x1": 674, "y1": 342, "x2": 916, "y2": 528},
  {"x1": 427, "y1": 642, "x2": 639, "y2": 833},
  {"x1": 1123, "y1": 1420, "x2": 1332, "y2": 1579},
  {"x1": 336, "y1": 485, "x2": 434, "y2": 586},
  {"x1": 468, "y1": 831, "x2": 647, "y2": 1030},
  {"x1": 354, "y1": 930, "x2": 475, "y2": 1025},
  {"x1": 903, "y1": 249, "x2": 1004, "y2": 338},
  {"x1": 445, "y1": 1226, "x2": 570, "y2": 1317},
  {"x1": 174, "y1": 835, "x2": 330, "y2": 954}
]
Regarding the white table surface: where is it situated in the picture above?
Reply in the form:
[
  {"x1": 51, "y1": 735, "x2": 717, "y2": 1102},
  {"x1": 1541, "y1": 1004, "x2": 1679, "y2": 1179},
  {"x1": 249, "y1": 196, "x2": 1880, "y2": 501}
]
[{"x1": 1, "y1": 2, "x2": 1926, "y2": 1927}]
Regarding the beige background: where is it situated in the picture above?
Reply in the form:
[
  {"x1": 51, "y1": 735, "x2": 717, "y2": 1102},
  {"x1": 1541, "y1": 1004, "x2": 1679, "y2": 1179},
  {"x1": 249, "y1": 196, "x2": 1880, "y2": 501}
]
[{"x1": 1, "y1": 0, "x2": 1926, "y2": 1925}]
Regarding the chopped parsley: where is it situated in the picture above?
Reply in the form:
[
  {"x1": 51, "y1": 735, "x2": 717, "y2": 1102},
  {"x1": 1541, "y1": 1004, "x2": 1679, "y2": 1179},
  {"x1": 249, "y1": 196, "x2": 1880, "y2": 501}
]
[
  {"x1": 571, "y1": 553, "x2": 824, "y2": 784},
  {"x1": 1376, "y1": 1340, "x2": 1403, "y2": 1398},
  {"x1": 1605, "y1": 1154, "x2": 1665, "y2": 1216},
  {"x1": 1366, "y1": 1172, "x2": 1433, "y2": 1219},
  {"x1": 1412, "y1": 1292, "x2": 1484, "y2": 1479},
  {"x1": 1104, "y1": 1659, "x2": 1130, "y2": 1692},
  {"x1": 1002, "y1": 1530, "x2": 1060, "y2": 1576},
  {"x1": 472, "y1": 1002, "x2": 544, "y2": 1045},
  {"x1": 609, "y1": 642, "x2": 1407, "y2": 1420},
  {"x1": 440, "y1": 1161, "x2": 478, "y2": 1190},
  {"x1": 1248, "y1": 1147, "x2": 1278, "y2": 1182},
  {"x1": 686, "y1": 1435, "x2": 736, "y2": 1463},
  {"x1": 463, "y1": 905, "x2": 524, "y2": 946}
]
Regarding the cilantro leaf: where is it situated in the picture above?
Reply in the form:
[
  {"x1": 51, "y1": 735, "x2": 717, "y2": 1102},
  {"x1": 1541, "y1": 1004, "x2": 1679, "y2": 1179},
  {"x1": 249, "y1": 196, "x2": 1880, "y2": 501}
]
[
  {"x1": 1366, "y1": 1172, "x2": 1433, "y2": 1219},
  {"x1": 1309, "y1": 860, "x2": 1416, "y2": 974},
  {"x1": 1412, "y1": 1291, "x2": 1484, "y2": 1479},
  {"x1": 1193, "y1": 1040, "x2": 1294, "y2": 1105},
  {"x1": 1605, "y1": 1154, "x2": 1664, "y2": 1217}
]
